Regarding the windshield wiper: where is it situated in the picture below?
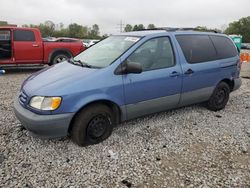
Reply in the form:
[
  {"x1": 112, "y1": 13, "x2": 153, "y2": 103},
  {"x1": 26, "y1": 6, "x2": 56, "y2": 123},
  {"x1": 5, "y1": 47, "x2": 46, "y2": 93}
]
[
  {"x1": 67, "y1": 58, "x2": 82, "y2": 67},
  {"x1": 75, "y1": 59, "x2": 93, "y2": 68},
  {"x1": 68, "y1": 58, "x2": 96, "y2": 68}
]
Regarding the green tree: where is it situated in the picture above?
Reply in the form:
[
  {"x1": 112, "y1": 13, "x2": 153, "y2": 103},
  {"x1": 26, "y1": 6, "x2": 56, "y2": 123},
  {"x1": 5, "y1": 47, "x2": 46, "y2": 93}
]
[
  {"x1": 133, "y1": 24, "x2": 146, "y2": 31},
  {"x1": 68, "y1": 23, "x2": 85, "y2": 38},
  {"x1": 93, "y1": 24, "x2": 100, "y2": 35},
  {"x1": 43, "y1": 20, "x2": 55, "y2": 36},
  {"x1": 32, "y1": 21, "x2": 56, "y2": 37},
  {"x1": 59, "y1": 22, "x2": 64, "y2": 30},
  {"x1": 224, "y1": 16, "x2": 250, "y2": 42},
  {"x1": 124, "y1": 24, "x2": 133, "y2": 32},
  {"x1": 137, "y1": 24, "x2": 145, "y2": 31},
  {"x1": 195, "y1": 26, "x2": 208, "y2": 31},
  {"x1": 88, "y1": 24, "x2": 100, "y2": 39},
  {"x1": 147, "y1": 24, "x2": 155, "y2": 29},
  {"x1": 21, "y1": 21, "x2": 102, "y2": 39},
  {"x1": 22, "y1": 24, "x2": 29, "y2": 28},
  {"x1": 82, "y1": 26, "x2": 88, "y2": 37},
  {"x1": 53, "y1": 28, "x2": 69, "y2": 37},
  {"x1": 195, "y1": 26, "x2": 221, "y2": 33},
  {"x1": 102, "y1": 34, "x2": 108, "y2": 38},
  {"x1": 0, "y1": 21, "x2": 8, "y2": 26},
  {"x1": 133, "y1": 25, "x2": 139, "y2": 31},
  {"x1": 22, "y1": 24, "x2": 38, "y2": 28}
]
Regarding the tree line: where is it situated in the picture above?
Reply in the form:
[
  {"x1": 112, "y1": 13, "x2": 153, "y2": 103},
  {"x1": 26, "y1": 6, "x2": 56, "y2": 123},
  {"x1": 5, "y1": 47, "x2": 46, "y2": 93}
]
[
  {"x1": 0, "y1": 20, "x2": 102, "y2": 39},
  {"x1": 124, "y1": 24, "x2": 156, "y2": 32},
  {"x1": 1, "y1": 16, "x2": 250, "y2": 42},
  {"x1": 22, "y1": 21, "x2": 102, "y2": 39},
  {"x1": 224, "y1": 16, "x2": 250, "y2": 43}
]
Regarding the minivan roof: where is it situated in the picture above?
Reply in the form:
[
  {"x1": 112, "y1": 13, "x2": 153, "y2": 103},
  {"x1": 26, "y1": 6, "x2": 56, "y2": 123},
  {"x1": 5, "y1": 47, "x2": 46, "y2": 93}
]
[{"x1": 116, "y1": 29, "x2": 226, "y2": 37}]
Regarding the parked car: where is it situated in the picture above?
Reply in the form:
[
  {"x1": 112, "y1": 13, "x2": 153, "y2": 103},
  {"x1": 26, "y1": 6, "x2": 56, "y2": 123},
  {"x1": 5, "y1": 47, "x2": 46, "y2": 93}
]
[
  {"x1": 0, "y1": 27, "x2": 85, "y2": 66},
  {"x1": 14, "y1": 29, "x2": 241, "y2": 146},
  {"x1": 241, "y1": 43, "x2": 250, "y2": 50},
  {"x1": 88, "y1": 39, "x2": 100, "y2": 47},
  {"x1": 82, "y1": 39, "x2": 100, "y2": 48},
  {"x1": 42, "y1": 38, "x2": 52, "y2": 42},
  {"x1": 82, "y1": 39, "x2": 90, "y2": 48},
  {"x1": 42, "y1": 37, "x2": 57, "y2": 42},
  {"x1": 54, "y1": 37, "x2": 82, "y2": 43}
]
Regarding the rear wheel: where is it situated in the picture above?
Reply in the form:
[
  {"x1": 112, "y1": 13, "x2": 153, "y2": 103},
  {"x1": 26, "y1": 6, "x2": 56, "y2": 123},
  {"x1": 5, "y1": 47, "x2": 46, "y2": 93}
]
[
  {"x1": 206, "y1": 82, "x2": 230, "y2": 111},
  {"x1": 50, "y1": 52, "x2": 71, "y2": 65},
  {"x1": 71, "y1": 104, "x2": 114, "y2": 146}
]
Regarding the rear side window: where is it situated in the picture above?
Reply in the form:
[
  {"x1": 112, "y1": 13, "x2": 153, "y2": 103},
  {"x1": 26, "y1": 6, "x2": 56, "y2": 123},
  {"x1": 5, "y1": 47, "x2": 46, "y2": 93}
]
[
  {"x1": 14, "y1": 30, "x2": 35, "y2": 41},
  {"x1": 176, "y1": 35, "x2": 217, "y2": 64},
  {"x1": 210, "y1": 36, "x2": 238, "y2": 59}
]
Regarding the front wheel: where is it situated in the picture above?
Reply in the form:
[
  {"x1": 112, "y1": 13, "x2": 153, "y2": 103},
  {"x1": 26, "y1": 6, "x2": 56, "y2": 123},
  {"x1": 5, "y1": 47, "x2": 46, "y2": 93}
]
[
  {"x1": 71, "y1": 104, "x2": 114, "y2": 146},
  {"x1": 206, "y1": 82, "x2": 230, "y2": 111}
]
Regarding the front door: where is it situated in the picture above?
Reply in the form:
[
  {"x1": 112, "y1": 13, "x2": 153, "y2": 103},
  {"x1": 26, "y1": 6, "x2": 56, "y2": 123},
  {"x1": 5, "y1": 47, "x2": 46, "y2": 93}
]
[
  {"x1": 123, "y1": 37, "x2": 182, "y2": 120},
  {"x1": 13, "y1": 29, "x2": 43, "y2": 64}
]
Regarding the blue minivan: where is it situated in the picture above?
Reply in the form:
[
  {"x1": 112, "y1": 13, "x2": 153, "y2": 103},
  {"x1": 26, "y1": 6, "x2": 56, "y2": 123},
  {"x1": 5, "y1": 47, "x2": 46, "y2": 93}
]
[{"x1": 14, "y1": 29, "x2": 241, "y2": 146}]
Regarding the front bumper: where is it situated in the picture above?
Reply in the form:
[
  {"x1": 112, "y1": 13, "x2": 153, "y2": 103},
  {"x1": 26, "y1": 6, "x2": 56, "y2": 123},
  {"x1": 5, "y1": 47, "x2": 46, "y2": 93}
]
[
  {"x1": 233, "y1": 78, "x2": 242, "y2": 91},
  {"x1": 14, "y1": 99, "x2": 74, "y2": 138}
]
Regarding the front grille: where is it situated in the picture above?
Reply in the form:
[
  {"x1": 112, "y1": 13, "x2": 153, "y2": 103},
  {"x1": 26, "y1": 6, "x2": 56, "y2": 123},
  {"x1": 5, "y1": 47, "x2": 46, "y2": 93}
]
[{"x1": 19, "y1": 91, "x2": 28, "y2": 106}]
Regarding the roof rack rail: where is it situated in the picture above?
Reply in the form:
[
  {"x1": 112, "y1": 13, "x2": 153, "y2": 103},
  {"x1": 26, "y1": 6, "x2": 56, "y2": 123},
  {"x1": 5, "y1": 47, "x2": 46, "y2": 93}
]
[{"x1": 138, "y1": 27, "x2": 220, "y2": 33}]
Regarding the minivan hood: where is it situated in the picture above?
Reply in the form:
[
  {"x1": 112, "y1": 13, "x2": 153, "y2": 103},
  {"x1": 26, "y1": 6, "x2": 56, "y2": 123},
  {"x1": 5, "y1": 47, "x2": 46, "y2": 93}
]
[{"x1": 22, "y1": 62, "x2": 98, "y2": 95}]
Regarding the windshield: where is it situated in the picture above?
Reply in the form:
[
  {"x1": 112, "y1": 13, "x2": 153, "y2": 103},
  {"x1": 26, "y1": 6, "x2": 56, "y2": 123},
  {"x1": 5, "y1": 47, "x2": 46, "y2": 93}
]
[{"x1": 74, "y1": 36, "x2": 141, "y2": 68}]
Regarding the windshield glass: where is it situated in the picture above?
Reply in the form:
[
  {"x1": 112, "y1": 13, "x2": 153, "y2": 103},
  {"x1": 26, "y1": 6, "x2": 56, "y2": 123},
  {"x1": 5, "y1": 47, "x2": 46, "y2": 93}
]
[{"x1": 74, "y1": 36, "x2": 141, "y2": 68}]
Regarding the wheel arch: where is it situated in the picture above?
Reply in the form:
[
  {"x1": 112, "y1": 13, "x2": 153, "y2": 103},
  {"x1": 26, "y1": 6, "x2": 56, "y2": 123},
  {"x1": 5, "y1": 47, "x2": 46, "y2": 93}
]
[
  {"x1": 219, "y1": 78, "x2": 234, "y2": 92},
  {"x1": 48, "y1": 48, "x2": 73, "y2": 64},
  {"x1": 68, "y1": 99, "x2": 122, "y2": 134}
]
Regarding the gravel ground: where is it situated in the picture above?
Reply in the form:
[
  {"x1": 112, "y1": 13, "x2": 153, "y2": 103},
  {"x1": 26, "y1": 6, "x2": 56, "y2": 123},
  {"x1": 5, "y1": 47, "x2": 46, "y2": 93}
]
[
  {"x1": 241, "y1": 63, "x2": 250, "y2": 78},
  {"x1": 0, "y1": 69, "x2": 250, "y2": 188}
]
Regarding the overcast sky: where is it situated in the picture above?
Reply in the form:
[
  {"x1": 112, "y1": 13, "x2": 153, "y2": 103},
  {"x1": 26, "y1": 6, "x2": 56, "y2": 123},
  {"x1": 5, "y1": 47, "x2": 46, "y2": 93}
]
[{"x1": 1, "y1": 0, "x2": 249, "y2": 34}]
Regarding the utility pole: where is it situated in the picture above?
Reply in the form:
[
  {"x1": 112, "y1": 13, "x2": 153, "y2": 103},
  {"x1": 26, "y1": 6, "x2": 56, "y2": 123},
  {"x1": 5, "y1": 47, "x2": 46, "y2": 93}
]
[{"x1": 117, "y1": 20, "x2": 124, "y2": 33}]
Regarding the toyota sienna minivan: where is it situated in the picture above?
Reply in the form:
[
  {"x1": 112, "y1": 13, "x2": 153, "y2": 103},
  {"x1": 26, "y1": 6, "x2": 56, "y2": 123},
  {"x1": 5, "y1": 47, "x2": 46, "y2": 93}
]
[{"x1": 14, "y1": 28, "x2": 241, "y2": 146}]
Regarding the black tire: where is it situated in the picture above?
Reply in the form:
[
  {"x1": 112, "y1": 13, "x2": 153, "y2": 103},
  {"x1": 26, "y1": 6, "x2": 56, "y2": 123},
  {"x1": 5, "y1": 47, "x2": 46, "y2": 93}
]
[
  {"x1": 207, "y1": 82, "x2": 230, "y2": 111},
  {"x1": 49, "y1": 52, "x2": 71, "y2": 65},
  {"x1": 71, "y1": 104, "x2": 114, "y2": 146}
]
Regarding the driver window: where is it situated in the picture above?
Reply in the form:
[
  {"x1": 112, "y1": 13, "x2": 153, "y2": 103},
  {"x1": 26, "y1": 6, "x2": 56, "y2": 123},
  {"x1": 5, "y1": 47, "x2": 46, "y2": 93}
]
[{"x1": 127, "y1": 37, "x2": 175, "y2": 71}]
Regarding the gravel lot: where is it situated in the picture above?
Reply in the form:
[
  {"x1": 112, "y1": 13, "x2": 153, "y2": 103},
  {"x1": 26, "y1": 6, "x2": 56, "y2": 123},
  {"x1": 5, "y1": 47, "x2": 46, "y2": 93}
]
[
  {"x1": 241, "y1": 63, "x2": 250, "y2": 78},
  {"x1": 0, "y1": 69, "x2": 250, "y2": 187}
]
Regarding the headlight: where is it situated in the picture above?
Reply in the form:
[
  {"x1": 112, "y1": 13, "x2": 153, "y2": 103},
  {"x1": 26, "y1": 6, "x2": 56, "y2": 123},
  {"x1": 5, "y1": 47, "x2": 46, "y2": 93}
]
[{"x1": 29, "y1": 96, "x2": 62, "y2": 111}]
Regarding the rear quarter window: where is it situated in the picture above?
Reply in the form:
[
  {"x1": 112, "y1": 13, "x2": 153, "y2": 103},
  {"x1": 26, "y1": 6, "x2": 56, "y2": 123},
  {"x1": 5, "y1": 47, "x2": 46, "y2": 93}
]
[
  {"x1": 14, "y1": 30, "x2": 35, "y2": 41},
  {"x1": 210, "y1": 35, "x2": 238, "y2": 59},
  {"x1": 176, "y1": 35, "x2": 217, "y2": 64}
]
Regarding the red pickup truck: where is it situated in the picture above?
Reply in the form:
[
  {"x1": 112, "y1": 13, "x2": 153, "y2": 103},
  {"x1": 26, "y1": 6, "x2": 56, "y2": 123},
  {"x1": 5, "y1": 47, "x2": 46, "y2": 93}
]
[{"x1": 0, "y1": 27, "x2": 85, "y2": 67}]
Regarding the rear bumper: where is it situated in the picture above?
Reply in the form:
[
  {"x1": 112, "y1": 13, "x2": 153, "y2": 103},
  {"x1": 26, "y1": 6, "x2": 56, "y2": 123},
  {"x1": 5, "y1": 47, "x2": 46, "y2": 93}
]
[
  {"x1": 233, "y1": 78, "x2": 242, "y2": 91},
  {"x1": 14, "y1": 99, "x2": 74, "y2": 138}
]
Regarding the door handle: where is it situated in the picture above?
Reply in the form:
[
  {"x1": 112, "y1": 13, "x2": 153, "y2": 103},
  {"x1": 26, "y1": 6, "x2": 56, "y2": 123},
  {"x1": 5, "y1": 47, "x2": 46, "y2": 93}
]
[
  {"x1": 170, "y1": 71, "x2": 180, "y2": 77},
  {"x1": 184, "y1": 69, "x2": 194, "y2": 75},
  {"x1": 32, "y1": 44, "x2": 39, "y2": 47}
]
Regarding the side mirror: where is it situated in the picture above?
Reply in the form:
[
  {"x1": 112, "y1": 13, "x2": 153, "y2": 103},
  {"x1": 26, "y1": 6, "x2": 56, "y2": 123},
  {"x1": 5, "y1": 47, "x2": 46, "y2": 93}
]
[{"x1": 115, "y1": 61, "x2": 142, "y2": 75}]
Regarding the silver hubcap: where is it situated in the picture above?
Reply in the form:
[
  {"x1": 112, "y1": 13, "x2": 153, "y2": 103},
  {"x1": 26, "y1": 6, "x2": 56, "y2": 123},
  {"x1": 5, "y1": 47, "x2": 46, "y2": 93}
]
[{"x1": 54, "y1": 55, "x2": 67, "y2": 64}]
